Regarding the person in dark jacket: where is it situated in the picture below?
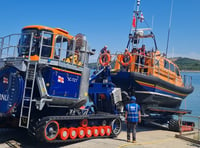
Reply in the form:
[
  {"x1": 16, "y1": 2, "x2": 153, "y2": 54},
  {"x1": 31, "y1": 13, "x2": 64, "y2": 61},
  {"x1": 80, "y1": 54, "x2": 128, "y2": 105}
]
[
  {"x1": 135, "y1": 44, "x2": 146, "y2": 72},
  {"x1": 125, "y1": 96, "x2": 141, "y2": 143},
  {"x1": 100, "y1": 45, "x2": 108, "y2": 54}
]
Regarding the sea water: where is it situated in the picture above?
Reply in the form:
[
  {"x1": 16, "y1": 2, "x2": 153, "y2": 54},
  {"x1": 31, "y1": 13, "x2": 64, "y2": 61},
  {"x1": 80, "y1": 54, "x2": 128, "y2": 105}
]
[{"x1": 180, "y1": 72, "x2": 200, "y2": 116}]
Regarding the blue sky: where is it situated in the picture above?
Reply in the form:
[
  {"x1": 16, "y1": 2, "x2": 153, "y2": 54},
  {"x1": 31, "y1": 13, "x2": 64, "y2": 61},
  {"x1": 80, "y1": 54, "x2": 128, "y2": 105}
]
[{"x1": 0, "y1": 0, "x2": 200, "y2": 62}]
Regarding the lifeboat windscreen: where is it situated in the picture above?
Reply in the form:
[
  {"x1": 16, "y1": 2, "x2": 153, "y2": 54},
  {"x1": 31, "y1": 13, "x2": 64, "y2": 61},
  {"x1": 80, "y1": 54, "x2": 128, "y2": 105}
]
[{"x1": 18, "y1": 29, "x2": 53, "y2": 58}]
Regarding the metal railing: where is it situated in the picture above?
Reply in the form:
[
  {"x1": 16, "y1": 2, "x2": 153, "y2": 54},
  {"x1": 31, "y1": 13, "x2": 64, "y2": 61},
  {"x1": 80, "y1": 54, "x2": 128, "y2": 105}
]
[
  {"x1": 178, "y1": 114, "x2": 200, "y2": 142},
  {"x1": 110, "y1": 50, "x2": 188, "y2": 87},
  {"x1": 183, "y1": 75, "x2": 193, "y2": 88},
  {"x1": 0, "y1": 32, "x2": 89, "y2": 67},
  {"x1": 0, "y1": 33, "x2": 21, "y2": 58}
]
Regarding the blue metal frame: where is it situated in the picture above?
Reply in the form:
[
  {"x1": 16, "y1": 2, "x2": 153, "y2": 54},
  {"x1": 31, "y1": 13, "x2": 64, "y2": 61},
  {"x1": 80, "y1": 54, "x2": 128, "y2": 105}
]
[
  {"x1": 0, "y1": 66, "x2": 24, "y2": 113},
  {"x1": 89, "y1": 67, "x2": 119, "y2": 114}
]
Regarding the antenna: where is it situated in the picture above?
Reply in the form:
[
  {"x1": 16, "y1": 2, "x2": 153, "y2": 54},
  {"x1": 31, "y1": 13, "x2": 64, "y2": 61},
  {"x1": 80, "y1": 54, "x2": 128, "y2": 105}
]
[
  {"x1": 135, "y1": 0, "x2": 141, "y2": 30},
  {"x1": 152, "y1": 16, "x2": 154, "y2": 30},
  {"x1": 166, "y1": 0, "x2": 174, "y2": 57},
  {"x1": 126, "y1": 0, "x2": 140, "y2": 49},
  {"x1": 136, "y1": 0, "x2": 141, "y2": 12}
]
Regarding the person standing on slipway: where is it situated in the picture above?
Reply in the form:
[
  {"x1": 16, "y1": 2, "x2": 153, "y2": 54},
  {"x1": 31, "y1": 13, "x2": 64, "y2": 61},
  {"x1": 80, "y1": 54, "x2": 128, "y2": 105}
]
[{"x1": 125, "y1": 96, "x2": 141, "y2": 143}]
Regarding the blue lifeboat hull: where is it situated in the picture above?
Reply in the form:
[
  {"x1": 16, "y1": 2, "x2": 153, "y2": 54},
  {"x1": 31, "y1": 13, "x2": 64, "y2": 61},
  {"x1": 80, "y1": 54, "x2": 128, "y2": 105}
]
[{"x1": 111, "y1": 71, "x2": 194, "y2": 109}]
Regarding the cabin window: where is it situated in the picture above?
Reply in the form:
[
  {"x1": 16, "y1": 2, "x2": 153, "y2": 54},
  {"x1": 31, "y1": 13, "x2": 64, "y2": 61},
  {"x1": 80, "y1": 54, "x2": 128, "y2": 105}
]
[
  {"x1": 155, "y1": 59, "x2": 159, "y2": 67},
  {"x1": 175, "y1": 66, "x2": 180, "y2": 76},
  {"x1": 41, "y1": 32, "x2": 53, "y2": 58},
  {"x1": 19, "y1": 29, "x2": 53, "y2": 58},
  {"x1": 18, "y1": 29, "x2": 39, "y2": 56},
  {"x1": 55, "y1": 35, "x2": 68, "y2": 59},
  {"x1": 66, "y1": 40, "x2": 74, "y2": 58},
  {"x1": 170, "y1": 63, "x2": 175, "y2": 72},
  {"x1": 164, "y1": 60, "x2": 169, "y2": 69}
]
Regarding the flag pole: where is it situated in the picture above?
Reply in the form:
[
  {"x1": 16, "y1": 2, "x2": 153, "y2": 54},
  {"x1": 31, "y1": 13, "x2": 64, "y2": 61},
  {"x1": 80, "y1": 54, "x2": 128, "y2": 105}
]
[{"x1": 126, "y1": 0, "x2": 141, "y2": 49}]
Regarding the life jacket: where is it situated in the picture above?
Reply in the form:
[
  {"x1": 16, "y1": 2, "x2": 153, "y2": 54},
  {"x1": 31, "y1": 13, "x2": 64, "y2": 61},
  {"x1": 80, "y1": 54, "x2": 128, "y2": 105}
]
[
  {"x1": 126, "y1": 103, "x2": 140, "y2": 123},
  {"x1": 139, "y1": 48, "x2": 145, "y2": 56}
]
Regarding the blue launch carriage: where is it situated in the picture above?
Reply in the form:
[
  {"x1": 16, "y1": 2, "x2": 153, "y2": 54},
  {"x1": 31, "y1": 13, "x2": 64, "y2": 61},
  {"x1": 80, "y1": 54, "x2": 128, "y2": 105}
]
[
  {"x1": 0, "y1": 25, "x2": 122, "y2": 142},
  {"x1": 0, "y1": 25, "x2": 90, "y2": 116}
]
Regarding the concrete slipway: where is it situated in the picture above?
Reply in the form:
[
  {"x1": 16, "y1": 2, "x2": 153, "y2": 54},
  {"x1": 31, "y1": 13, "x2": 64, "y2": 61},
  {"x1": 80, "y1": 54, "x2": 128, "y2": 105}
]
[{"x1": 0, "y1": 123, "x2": 199, "y2": 148}]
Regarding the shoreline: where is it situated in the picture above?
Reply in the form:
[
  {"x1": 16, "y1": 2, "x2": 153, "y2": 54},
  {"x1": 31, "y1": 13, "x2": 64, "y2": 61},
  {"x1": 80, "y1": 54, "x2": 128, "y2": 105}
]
[{"x1": 181, "y1": 70, "x2": 200, "y2": 72}]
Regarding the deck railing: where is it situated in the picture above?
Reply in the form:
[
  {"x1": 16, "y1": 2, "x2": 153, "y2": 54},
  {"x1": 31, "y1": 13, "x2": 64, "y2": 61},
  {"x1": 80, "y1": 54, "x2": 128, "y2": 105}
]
[
  {"x1": 0, "y1": 34, "x2": 21, "y2": 58},
  {"x1": 110, "y1": 51, "x2": 189, "y2": 88},
  {"x1": 0, "y1": 32, "x2": 88, "y2": 67},
  {"x1": 183, "y1": 75, "x2": 193, "y2": 88}
]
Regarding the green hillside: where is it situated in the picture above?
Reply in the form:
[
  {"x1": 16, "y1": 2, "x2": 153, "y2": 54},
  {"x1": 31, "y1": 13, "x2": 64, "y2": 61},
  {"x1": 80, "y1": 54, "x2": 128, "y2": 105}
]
[
  {"x1": 171, "y1": 57, "x2": 200, "y2": 71},
  {"x1": 88, "y1": 63, "x2": 97, "y2": 69}
]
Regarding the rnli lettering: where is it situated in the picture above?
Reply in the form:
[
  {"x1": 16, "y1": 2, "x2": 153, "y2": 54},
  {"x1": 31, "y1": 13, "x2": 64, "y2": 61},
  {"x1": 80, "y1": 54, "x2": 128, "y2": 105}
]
[
  {"x1": 66, "y1": 77, "x2": 78, "y2": 83},
  {"x1": 0, "y1": 94, "x2": 9, "y2": 101}
]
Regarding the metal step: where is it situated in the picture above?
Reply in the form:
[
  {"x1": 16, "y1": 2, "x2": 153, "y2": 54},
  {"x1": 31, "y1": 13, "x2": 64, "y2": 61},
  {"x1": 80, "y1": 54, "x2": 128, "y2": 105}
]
[
  {"x1": 19, "y1": 62, "x2": 37, "y2": 128},
  {"x1": 23, "y1": 106, "x2": 30, "y2": 109},
  {"x1": 25, "y1": 87, "x2": 32, "y2": 90}
]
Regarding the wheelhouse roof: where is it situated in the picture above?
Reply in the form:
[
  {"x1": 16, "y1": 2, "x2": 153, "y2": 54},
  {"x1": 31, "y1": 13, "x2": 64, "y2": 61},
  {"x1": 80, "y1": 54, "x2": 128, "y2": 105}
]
[{"x1": 23, "y1": 25, "x2": 74, "y2": 40}]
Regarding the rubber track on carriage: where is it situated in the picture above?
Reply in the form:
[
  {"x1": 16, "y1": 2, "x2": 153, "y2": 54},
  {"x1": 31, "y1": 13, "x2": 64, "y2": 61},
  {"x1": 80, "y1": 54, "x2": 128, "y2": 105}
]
[{"x1": 33, "y1": 113, "x2": 122, "y2": 143}]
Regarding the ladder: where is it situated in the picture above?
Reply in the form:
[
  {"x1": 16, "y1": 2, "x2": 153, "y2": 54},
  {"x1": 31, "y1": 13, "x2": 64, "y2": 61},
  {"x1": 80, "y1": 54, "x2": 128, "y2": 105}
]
[{"x1": 19, "y1": 62, "x2": 37, "y2": 128}]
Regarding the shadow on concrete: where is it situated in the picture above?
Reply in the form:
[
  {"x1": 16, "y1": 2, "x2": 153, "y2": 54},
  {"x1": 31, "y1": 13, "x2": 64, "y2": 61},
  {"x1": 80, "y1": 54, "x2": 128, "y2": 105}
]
[
  {"x1": 0, "y1": 128, "x2": 80, "y2": 148},
  {"x1": 0, "y1": 122, "x2": 171, "y2": 148},
  {"x1": 114, "y1": 121, "x2": 167, "y2": 142},
  {"x1": 121, "y1": 121, "x2": 167, "y2": 133}
]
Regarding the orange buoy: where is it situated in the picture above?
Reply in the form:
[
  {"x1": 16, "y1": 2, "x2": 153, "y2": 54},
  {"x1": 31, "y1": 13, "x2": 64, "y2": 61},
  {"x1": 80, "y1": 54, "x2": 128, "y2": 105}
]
[
  {"x1": 99, "y1": 53, "x2": 111, "y2": 66},
  {"x1": 120, "y1": 51, "x2": 132, "y2": 66}
]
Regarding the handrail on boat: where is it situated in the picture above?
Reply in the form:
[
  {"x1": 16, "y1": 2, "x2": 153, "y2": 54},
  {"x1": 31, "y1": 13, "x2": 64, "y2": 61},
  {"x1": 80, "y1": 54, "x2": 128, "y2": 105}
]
[{"x1": 101, "y1": 50, "x2": 193, "y2": 88}]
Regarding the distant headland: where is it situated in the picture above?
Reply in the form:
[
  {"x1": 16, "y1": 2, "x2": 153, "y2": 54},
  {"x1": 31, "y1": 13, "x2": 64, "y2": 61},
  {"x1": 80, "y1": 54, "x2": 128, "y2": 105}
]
[
  {"x1": 89, "y1": 57, "x2": 200, "y2": 71},
  {"x1": 169, "y1": 57, "x2": 200, "y2": 71}
]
